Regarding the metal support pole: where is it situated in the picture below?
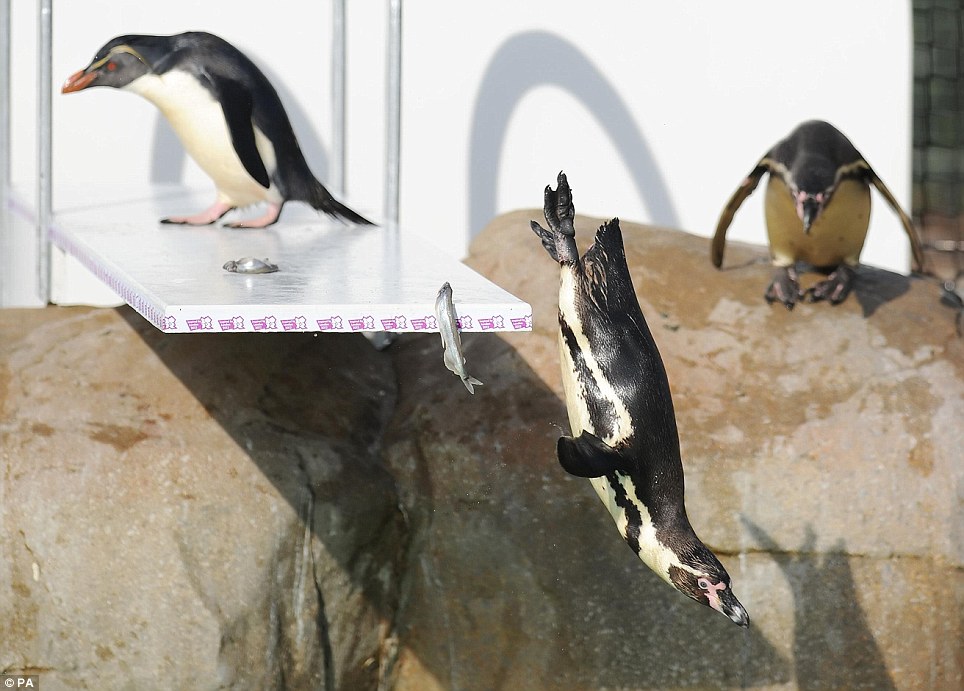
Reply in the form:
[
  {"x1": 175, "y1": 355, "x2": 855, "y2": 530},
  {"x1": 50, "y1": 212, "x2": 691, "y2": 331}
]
[
  {"x1": 385, "y1": 0, "x2": 401, "y2": 226},
  {"x1": 37, "y1": 0, "x2": 52, "y2": 303},
  {"x1": 0, "y1": 0, "x2": 10, "y2": 192},
  {"x1": 331, "y1": 0, "x2": 346, "y2": 196},
  {"x1": 0, "y1": 0, "x2": 11, "y2": 302}
]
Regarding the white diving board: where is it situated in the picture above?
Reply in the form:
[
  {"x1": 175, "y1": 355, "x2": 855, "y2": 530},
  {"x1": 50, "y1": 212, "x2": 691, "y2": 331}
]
[{"x1": 12, "y1": 185, "x2": 532, "y2": 335}]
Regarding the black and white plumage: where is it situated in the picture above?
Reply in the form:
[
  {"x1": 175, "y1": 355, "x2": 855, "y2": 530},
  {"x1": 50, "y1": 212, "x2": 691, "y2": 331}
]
[
  {"x1": 62, "y1": 31, "x2": 373, "y2": 228},
  {"x1": 531, "y1": 172, "x2": 749, "y2": 627},
  {"x1": 712, "y1": 120, "x2": 924, "y2": 308}
]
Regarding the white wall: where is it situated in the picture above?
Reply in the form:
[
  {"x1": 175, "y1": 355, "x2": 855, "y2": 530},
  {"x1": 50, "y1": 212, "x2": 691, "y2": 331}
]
[{"x1": 6, "y1": 1, "x2": 914, "y2": 305}]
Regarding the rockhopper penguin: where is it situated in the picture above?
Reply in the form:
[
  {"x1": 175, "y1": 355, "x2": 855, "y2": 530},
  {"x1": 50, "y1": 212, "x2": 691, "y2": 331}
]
[
  {"x1": 530, "y1": 172, "x2": 749, "y2": 627},
  {"x1": 712, "y1": 119, "x2": 924, "y2": 309},
  {"x1": 62, "y1": 31, "x2": 373, "y2": 228}
]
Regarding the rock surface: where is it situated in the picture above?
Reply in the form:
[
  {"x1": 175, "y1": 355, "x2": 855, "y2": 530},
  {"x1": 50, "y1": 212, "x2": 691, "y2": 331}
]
[
  {"x1": 1, "y1": 317, "x2": 405, "y2": 689},
  {"x1": 1, "y1": 210, "x2": 961, "y2": 690}
]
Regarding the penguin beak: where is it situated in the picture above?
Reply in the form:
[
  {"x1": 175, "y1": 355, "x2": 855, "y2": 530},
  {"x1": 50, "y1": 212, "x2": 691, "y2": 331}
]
[
  {"x1": 61, "y1": 68, "x2": 97, "y2": 94},
  {"x1": 718, "y1": 589, "x2": 750, "y2": 628},
  {"x1": 800, "y1": 196, "x2": 820, "y2": 234}
]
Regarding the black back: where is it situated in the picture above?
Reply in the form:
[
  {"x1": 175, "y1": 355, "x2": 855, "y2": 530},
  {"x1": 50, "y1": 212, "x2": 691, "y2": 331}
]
[
  {"x1": 103, "y1": 32, "x2": 316, "y2": 199},
  {"x1": 770, "y1": 119, "x2": 865, "y2": 192},
  {"x1": 569, "y1": 219, "x2": 687, "y2": 523}
]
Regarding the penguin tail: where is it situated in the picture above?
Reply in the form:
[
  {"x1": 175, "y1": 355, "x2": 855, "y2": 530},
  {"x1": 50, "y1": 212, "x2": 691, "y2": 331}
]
[{"x1": 308, "y1": 182, "x2": 376, "y2": 226}]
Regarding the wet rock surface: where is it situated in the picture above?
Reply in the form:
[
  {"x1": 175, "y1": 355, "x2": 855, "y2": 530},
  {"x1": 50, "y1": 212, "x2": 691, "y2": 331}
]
[{"x1": 1, "y1": 211, "x2": 961, "y2": 689}]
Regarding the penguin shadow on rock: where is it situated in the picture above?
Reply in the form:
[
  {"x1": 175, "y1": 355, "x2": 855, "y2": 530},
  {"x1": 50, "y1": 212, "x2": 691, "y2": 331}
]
[
  {"x1": 363, "y1": 327, "x2": 793, "y2": 689},
  {"x1": 742, "y1": 518, "x2": 898, "y2": 691},
  {"x1": 113, "y1": 301, "x2": 793, "y2": 689},
  {"x1": 116, "y1": 309, "x2": 405, "y2": 687}
]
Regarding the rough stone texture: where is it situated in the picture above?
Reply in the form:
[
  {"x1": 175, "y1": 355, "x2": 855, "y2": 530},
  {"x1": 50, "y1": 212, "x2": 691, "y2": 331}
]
[
  {"x1": 1, "y1": 211, "x2": 962, "y2": 690},
  {"x1": 384, "y1": 211, "x2": 963, "y2": 690},
  {"x1": 1, "y1": 314, "x2": 405, "y2": 689}
]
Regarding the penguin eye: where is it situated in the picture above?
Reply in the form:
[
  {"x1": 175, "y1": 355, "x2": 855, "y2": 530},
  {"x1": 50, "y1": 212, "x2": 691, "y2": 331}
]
[
  {"x1": 106, "y1": 61, "x2": 117, "y2": 72},
  {"x1": 697, "y1": 578, "x2": 710, "y2": 590}
]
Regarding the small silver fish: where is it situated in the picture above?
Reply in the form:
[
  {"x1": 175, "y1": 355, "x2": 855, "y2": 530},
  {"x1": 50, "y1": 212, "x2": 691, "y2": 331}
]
[
  {"x1": 435, "y1": 282, "x2": 483, "y2": 394},
  {"x1": 223, "y1": 257, "x2": 279, "y2": 274}
]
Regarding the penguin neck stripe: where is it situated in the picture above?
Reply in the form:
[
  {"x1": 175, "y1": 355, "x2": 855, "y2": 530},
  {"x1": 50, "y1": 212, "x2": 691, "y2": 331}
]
[{"x1": 591, "y1": 472, "x2": 697, "y2": 584}]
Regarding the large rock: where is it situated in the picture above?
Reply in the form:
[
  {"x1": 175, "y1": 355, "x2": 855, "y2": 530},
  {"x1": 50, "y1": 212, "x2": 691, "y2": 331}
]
[
  {"x1": 1, "y1": 210, "x2": 961, "y2": 690},
  {"x1": 383, "y1": 210, "x2": 962, "y2": 690},
  {"x1": 1, "y1": 314, "x2": 405, "y2": 689}
]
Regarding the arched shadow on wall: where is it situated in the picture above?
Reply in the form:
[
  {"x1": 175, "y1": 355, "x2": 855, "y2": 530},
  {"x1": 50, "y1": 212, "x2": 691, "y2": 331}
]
[
  {"x1": 148, "y1": 62, "x2": 331, "y2": 186},
  {"x1": 743, "y1": 518, "x2": 897, "y2": 690},
  {"x1": 467, "y1": 31, "x2": 680, "y2": 239}
]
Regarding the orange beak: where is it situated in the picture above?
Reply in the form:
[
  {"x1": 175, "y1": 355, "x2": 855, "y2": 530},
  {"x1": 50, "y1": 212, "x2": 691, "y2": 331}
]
[{"x1": 61, "y1": 69, "x2": 97, "y2": 93}]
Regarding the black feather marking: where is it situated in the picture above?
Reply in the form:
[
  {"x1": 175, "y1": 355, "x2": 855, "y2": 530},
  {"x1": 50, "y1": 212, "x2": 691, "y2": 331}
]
[
  {"x1": 607, "y1": 472, "x2": 642, "y2": 554},
  {"x1": 559, "y1": 318, "x2": 616, "y2": 439},
  {"x1": 214, "y1": 77, "x2": 270, "y2": 188}
]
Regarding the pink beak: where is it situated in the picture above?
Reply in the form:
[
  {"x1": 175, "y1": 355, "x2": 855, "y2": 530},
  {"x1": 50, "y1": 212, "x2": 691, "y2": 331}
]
[{"x1": 61, "y1": 69, "x2": 97, "y2": 94}]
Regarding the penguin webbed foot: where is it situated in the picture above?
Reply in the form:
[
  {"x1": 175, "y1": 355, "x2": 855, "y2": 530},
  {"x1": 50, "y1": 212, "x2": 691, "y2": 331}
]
[
  {"x1": 765, "y1": 266, "x2": 803, "y2": 310},
  {"x1": 530, "y1": 171, "x2": 579, "y2": 264},
  {"x1": 544, "y1": 171, "x2": 576, "y2": 238},
  {"x1": 529, "y1": 220, "x2": 561, "y2": 261},
  {"x1": 223, "y1": 202, "x2": 284, "y2": 229},
  {"x1": 807, "y1": 264, "x2": 856, "y2": 305},
  {"x1": 161, "y1": 201, "x2": 234, "y2": 227}
]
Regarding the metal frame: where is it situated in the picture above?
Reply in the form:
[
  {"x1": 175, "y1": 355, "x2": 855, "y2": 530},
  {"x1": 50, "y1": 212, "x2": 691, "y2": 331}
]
[
  {"x1": 2, "y1": 0, "x2": 405, "y2": 306},
  {"x1": 0, "y1": 0, "x2": 11, "y2": 302},
  {"x1": 385, "y1": 0, "x2": 401, "y2": 226},
  {"x1": 331, "y1": 0, "x2": 346, "y2": 196},
  {"x1": 37, "y1": 0, "x2": 52, "y2": 303}
]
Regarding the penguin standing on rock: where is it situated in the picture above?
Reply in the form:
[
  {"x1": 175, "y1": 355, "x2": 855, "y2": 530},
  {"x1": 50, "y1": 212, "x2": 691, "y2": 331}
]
[
  {"x1": 712, "y1": 120, "x2": 924, "y2": 309},
  {"x1": 531, "y1": 172, "x2": 749, "y2": 627},
  {"x1": 62, "y1": 31, "x2": 373, "y2": 228}
]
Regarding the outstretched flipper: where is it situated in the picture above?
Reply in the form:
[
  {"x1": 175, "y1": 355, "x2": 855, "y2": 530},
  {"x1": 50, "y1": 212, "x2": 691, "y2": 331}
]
[
  {"x1": 557, "y1": 431, "x2": 632, "y2": 478},
  {"x1": 711, "y1": 162, "x2": 770, "y2": 268},
  {"x1": 863, "y1": 164, "x2": 926, "y2": 274},
  {"x1": 530, "y1": 171, "x2": 579, "y2": 264}
]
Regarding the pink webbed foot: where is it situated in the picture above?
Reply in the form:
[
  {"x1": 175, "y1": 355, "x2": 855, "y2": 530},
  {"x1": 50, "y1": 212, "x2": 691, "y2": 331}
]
[
  {"x1": 807, "y1": 264, "x2": 857, "y2": 305},
  {"x1": 161, "y1": 201, "x2": 234, "y2": 226},
  {"x1": 765, "y1": 266, "x2": 804, "y2": 311},
  {"x1": 224, "y1": 203, "x2": 283, "y2": 229}
]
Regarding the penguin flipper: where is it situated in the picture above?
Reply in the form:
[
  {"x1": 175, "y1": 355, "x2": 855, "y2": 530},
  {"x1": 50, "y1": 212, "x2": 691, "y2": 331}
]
[
  {"x1": 557, "y1": 431, "x2": 630, "y2": 478},
  {"x1": 215, "y1": 78, "x2": 271, "y2": 189},
  {"x1": 712, "y1": 162, "x2": 769, "y2": 268},
  {"x1": 865, "y1": 165, "x2": 926, "y2": 274}
]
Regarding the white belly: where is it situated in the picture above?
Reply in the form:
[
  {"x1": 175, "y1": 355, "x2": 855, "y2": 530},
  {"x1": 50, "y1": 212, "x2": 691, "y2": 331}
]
[
  {"x1": 557, "y1": 269, "x2": 681, "y2": 581},
  {"x1": 557, "y1": 269, "x2": 633, "y2": 445},
  {"x1": 127, "y1": 70, "x2": 281, "y2": 207}
]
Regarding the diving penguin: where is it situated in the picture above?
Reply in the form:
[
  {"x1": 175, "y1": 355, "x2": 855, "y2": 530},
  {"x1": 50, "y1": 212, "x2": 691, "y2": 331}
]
[
  {"x1": 712, "y1": 119, "x2": 924, "y2": 308},
  {"x1": 62, "y1": 31, "x2": 373, "y2": 228},
  {"x1": 530, "y1": 172, "x2": 749, "y2": 627}
]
